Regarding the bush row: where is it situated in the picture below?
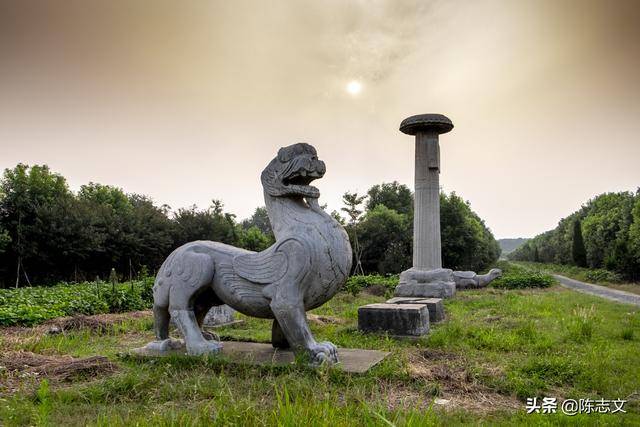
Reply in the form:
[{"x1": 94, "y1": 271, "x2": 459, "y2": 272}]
[
  {"x1": 489, "y1": 261, "x2": 556, "y2": 289},
  {"x1": 343, "y1": 275, "x2": 399, "y2": 296},
  {"x1": 0, "y1": 278, "x2": 154, "y2": 326}
]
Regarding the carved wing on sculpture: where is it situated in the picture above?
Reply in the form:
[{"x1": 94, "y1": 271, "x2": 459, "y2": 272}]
[{"x1": 232, "y1": 246, "x2": 288, "y2": 285}]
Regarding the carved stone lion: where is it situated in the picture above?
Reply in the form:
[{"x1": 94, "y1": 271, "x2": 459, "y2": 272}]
[{"x1": 143, "y1": 143, "x2": 352, "y2": 365}]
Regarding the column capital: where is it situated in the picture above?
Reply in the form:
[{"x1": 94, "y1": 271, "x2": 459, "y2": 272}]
[{"x1": 400, "y1": 114, "x2": 453, "y2": 136}]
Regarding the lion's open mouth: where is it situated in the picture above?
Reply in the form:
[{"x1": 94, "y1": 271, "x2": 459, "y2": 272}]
[{"x1": 282, "y1": 170, "x2": 322, "y2": 187}]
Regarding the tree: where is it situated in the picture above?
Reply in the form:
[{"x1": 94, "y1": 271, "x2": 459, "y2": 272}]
[
  {"x1": 241, "y1": 207, "x2": 273, "y2": 238},
  {"x1": 172, "y1": 200, "x2": 240, "y2": 248},
  {"x1": 77, "y1": 183, "x2": 134, "y2": 277},
  {"x1": 509, "y1": 191, "x2": 640, "y2": 280},
  {"x1": 341, "y1": 191, "x2": 367, "y2": 275},
  {"x1": 240, "y1": 226, "x2": 272, "y2": 252},
  {"x1": 0, "y1": 164, "x2": 73, "y2": 286},
  {"x1": 358, "y1": 205, "x2": 412, "y2": 274},
  {"x1": 365, "y1": 181, "x2": 413, "y2": 216},
  {"x1": 572, "y1": 219, "x2": 587, "y2": 267},
  {"x1": 0, "y1": 227, "x2": 10, "y2": 255},
  {"x1": 440, "y1": 192, "x2": 500, "y2": 271}
]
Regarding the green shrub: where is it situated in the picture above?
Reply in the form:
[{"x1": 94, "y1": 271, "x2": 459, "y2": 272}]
[
  {"x1": 585, "y1": 269, "x2": 623, "y2": 284},
  {"x1": 343, "y1": 275, "x2": 398, "y2": 296},
  {"x1": 0, "y1": 279, "x2": 155, "y2": 326},
  {"x1": 491, "y1": 271, "x2": 555, "y2": 289}
]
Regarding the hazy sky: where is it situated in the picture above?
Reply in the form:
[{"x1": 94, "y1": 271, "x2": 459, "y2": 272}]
[{"x1": 1, "y1": 0, "x2": 639, "y2": 238}]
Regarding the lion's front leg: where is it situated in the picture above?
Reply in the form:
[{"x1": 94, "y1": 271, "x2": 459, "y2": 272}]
[{"x1": 269, "y1": 291, "x2": 338, "y2": 366}]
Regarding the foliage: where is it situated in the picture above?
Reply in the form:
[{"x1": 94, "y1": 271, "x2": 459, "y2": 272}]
[
  {"x1": 0, "y1": 278, "x2": 154, "y2": 326},
  {"x1": 365, "y1": 181, "x2": 413, "y2": 215},
  {"x1": 571, "y1": 219, "x2": 587, "y2": 267},
  {"x1": 0, "y1": 227, "x2": 9, "y2": 254},
  {"x1": 0, "y1": 164, "x2": 500, "y2": 286},
  {"x1": 240, "y1": 226, "x2": 273, "y2": 252},
  {"x1": 343, "y1": 274, "x2": 398, "y2": 296},
  {"x1": 513, "y1": 261, "x2": 623, "y2": 285},
  {"x1": 240, "y1": 206, "x2": 273, "y2": 239},
  {"x1": 440, "y1": 192, "x2": 501, "y2": 272},
  {"x1": 0, "y1": 165, "x2": 277, "y2": 287},
  {"x1": 172, "y1": 200, "x2": 240, "y2": 247},
  {"x1": 510, "y1": 190, "x2": 640, "y2": 280},
  {"x1": 349, "y1": 183, "x2": 500, "y2": 275},
  {"x1": 358, "y1": 205, "x2": 412, "y2": 275},
  {"x1": 491, "y1": 271, "x2": 555, "y2": 289},
  {"x1": 341, "y1": 191, "x2": 368, "y2": 276}
]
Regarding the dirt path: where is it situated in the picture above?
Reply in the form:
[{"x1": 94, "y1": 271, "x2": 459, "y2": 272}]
[{"x1": 554, "y1": 274, "x2": 640, "y2": 307}]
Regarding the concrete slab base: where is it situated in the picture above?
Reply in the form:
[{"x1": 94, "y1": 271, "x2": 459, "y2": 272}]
[{"x1": 130, "y1": 341, "x2": 388, "y2": 374}]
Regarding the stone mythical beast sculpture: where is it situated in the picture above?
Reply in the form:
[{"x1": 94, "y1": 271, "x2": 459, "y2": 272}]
[
  {"x1": 452, "y1": 268, "x2": 502, "y2": 289},
  {"x1": 143, "y1": 143, "x2": 352, "y2": 365}
]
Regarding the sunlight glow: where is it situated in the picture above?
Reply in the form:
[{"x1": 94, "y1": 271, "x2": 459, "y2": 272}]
[{"x1": 346, "y1": 80, "x2": 362, "y2": 95}]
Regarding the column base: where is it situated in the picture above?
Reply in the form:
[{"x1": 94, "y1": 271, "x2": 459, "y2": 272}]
[{"x1": 394, "y1": 267, "x2": 456, "y2": 299}]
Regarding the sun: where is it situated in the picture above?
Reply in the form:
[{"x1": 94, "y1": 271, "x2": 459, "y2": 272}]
[{"x1": 346, "y1": 80, "x2": 362, "y2": 96}]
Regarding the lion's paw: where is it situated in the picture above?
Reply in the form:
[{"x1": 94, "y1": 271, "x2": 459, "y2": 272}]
[
  {"x1": 186, "y1": 341, "x2": 223, "y2": 356},
  {"x1": 308, "y1": 341, "x2": 339, "y2": 366}
]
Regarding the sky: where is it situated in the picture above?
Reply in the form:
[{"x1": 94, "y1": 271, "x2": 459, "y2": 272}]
[{"x1": 1, "y1": 0, "x2": 639, "y2": 239}]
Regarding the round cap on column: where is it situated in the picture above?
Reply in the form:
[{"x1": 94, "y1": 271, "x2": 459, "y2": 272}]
[{"x1": 399, "y1": 114, "x2": 453, "y2": 135}]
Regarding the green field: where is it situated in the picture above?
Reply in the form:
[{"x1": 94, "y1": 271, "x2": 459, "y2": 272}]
[{"x1": 2, "y1": 267, "x2": 639, "y2": 426}]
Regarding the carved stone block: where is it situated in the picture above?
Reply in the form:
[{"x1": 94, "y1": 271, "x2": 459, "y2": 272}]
[
  {"x1": 394, "y1": 281, "x2": 456, "y2": 299},
  {"x1": 358, "y1": 303, "x2": 430, "y2": 336},
  {"x1": 385, "y1": 297, "x2": 445, "y2": 323},
  {"x1": 203, "y1": 305, "x2": 236, "y2": 326}
]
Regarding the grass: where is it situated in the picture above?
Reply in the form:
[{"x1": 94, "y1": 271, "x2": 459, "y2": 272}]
[
  {"x1": 1, "y1": 266, "x2": 639, "y2": 425},
  {"x1": 512, "y1": 261, "x2": 640, "y2": 295}
]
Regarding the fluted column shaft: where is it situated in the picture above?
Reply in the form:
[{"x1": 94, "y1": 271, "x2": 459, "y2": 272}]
[{"x1": 413, "y1": 132, "x2": 441, "y2": 270}]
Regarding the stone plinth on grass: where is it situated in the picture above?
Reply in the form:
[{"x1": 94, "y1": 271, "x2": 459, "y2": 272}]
[
  {"x1": 130, "y1": 341, "x2": 389, "y2": 374},
  {"x1": 386, "y1": 297, "x2": 445, "y2": 323},
  {"x1": 358, "y1": 303, "x2": 430, "y2": 336}
]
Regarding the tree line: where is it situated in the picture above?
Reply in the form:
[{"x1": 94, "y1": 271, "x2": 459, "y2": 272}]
[
  {"x1": 0, "y1": 164, "x2": 500, "y2": 287},
  {"x1": 509, "y1": 190, "x2": 640, "y2": 280},
  {"x1": 337, "y1": 182, "x2": 500, "y2": 275}
]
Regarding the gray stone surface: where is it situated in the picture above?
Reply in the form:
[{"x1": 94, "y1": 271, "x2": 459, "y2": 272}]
[
  {"x1": 399, "y1": 267, "x2": 453, "y2": 284},
  {"x1": 453, "y1": 268, "x2": 502, "y2": 289},
  {"x1": 394, "y1": 281, "x2": 456, "y2": 299},
  {"x1": 203, "y1": 305, "x2": 236, "y2": 326},
  {"x1": 132, "y1": 341, "x2": 388, "y2": 373},
  {"x1": 358, "y1": 303, "x2": 430, "y2": 336},
  {"x1": 142, "y1": 143, "x2": 352, "y2": 366},
  {"x1": 386, "y1": 297, "x2": 445, "y2": 322},
  {"x1": 400, "y1": 114, "x2": 453, "y2": 271}
]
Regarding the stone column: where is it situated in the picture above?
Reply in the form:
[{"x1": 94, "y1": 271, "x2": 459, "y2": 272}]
[
  {"x1": 395, "y1": 114, "x2": 457, "y2": 299},
  {"x1": 414, "y1": 131, "x2": 442, "y2": 269},
  {"x1": 401, "y1": 114, "x2": 452, "y2": 270}
]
